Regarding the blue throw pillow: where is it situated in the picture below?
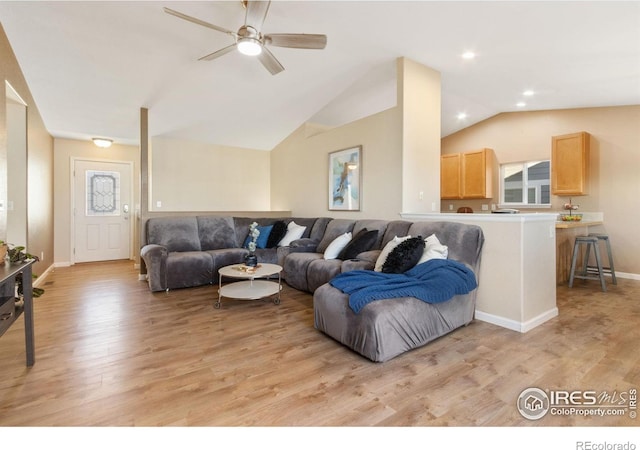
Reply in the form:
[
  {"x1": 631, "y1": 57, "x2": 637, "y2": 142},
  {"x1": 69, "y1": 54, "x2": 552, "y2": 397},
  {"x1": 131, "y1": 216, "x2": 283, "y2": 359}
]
[
  {"x1": 255, "y1": 225, "x2": 273, "y2": 249},
  {"x1": 243, "y1": 224, "x2": 273, "y2": 249}
]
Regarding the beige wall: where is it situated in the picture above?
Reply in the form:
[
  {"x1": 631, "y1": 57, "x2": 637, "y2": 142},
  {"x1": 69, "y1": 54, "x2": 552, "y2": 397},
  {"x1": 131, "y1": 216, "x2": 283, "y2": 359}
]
[
  {"x1": 53, "y1": 138, "x2": 140, "y2": 265},
  {"x1": 0, "y1": 24, "x2": 54, "y2": 277},
  {"x1": 271, "y1": 107, "x2": 403, "y2": 220},
  {"x1": 149, "y1": 136, "x2": 270, "y2": 212},
  {"x1": 441, "y1": 106, "x2": 640, "y2": 276},
  {"x1": 398, "y1": 58, "x2": 441, "y2": 214},
  {"x1": 271, "y1": 57, "x2": 443, "y2": 220}
]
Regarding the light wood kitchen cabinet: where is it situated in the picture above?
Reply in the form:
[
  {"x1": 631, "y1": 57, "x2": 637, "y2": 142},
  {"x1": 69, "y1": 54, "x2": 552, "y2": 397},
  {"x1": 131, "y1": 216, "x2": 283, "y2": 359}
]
[
  {"x1": 440, "y1": 153, "x2": 461, "y2": 199},
  {"x1": 551, "y1": 132, "x2": 590, "y2": 196},
  {"x1": 441, "y1": 148, "x2": 494, "y2": 199}
]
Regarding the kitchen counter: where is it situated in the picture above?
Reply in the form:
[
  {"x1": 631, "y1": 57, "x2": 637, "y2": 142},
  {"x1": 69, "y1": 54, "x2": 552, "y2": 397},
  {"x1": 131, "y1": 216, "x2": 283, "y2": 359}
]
[{"x1": 401, "y1": 212, "x2": 558, "y2": 332}]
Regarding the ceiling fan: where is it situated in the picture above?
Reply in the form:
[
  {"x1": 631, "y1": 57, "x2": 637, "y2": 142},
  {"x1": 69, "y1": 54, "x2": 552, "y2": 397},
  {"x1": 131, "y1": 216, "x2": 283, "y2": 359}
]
[{"x1": 164, "y1": 1, "x2": 327, "y2": 75}]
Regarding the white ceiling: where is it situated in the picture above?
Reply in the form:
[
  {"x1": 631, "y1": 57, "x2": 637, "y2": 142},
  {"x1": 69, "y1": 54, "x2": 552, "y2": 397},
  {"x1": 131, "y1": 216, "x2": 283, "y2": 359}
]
[{"x1": 1, "y1": 1, "x2": 639, "y2": 151}]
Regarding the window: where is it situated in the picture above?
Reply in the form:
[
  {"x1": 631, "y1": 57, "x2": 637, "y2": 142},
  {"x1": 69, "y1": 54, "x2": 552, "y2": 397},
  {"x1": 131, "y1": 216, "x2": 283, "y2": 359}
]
[{"x1": 500, "y1": 160, "x2": 551, "y2": 207}]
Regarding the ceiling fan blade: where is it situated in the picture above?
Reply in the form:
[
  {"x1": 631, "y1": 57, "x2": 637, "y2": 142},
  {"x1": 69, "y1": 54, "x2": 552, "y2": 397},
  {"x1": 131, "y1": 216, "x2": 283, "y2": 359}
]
[
  {"x1": 164, "y1": 7, "x2": 235, "y2": 36},
  {"x1": 257, "y1": 47, "x2": 284, "y2": 75},
  {"x1": 244, "y1": 1, "x2": 271, "y2": 30},
  {"x1": 198, "y1": 44, "x2": 237, "y2": 61},
  {"x1": 265, "y1": 34, "x2": 327, "y2": 50}
]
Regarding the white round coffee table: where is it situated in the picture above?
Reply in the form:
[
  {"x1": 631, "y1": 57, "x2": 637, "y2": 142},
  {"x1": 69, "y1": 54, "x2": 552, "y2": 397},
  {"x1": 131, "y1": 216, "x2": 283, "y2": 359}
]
[{"x1": 216, "y1": 263, "x2": 283, "y2": 309}]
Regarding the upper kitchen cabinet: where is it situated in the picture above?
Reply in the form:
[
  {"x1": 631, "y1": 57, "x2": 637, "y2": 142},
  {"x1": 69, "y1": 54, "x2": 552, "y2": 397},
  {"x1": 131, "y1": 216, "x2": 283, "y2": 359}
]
[
  {"x1": 441, "y1": 153, "x2": 461, "y2": 199},
  {"x1": 441, "y1": 148, "x2": 495, "y2": 199},
  {"x1": 551, "y1": 132, "x2": 590, "y2": 196}
]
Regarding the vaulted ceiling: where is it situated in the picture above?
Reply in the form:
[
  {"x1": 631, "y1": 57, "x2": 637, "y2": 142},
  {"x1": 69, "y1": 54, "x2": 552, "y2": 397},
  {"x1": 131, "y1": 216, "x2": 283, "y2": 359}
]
[{"x1": 1, "y1": 1, "x2": 638, "y2": 150}]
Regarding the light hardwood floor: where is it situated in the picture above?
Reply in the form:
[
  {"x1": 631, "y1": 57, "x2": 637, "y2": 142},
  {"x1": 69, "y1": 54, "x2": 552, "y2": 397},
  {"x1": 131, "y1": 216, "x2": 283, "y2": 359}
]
[{"x1": 0, "y1": 260, "x2": 638, "y2": 426}]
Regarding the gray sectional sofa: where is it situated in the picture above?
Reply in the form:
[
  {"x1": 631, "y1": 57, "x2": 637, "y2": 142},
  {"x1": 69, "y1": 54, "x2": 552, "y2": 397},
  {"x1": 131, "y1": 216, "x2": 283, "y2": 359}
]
[
  {"x1": 140, "y1": 214, "x2": 485, "y2": 362},
  {"x1": 141, "y1": 215, "x2": 330, "y2": 292}
]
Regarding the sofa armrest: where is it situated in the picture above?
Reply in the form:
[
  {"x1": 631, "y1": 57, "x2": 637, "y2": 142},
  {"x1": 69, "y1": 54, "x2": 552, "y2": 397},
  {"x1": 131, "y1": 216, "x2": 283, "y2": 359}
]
[
  {"x1": 341, "y1": 258, "x2": 375, "y2": 272},
  {"x1": 140, "y1": 244, "x2": 168, "y2": 292},
  {"x1": 354, "y1": 249, "x2": 381, "y2": 265},
  {"x1": 288, "y1": 238, "x2": 319, "y2": 253}
]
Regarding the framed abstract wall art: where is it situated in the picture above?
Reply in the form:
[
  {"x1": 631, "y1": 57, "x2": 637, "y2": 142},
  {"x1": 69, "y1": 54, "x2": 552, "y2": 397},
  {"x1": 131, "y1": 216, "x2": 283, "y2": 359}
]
[{"x1": 328, "y1": 146, "x2": 361, "y2": 211}]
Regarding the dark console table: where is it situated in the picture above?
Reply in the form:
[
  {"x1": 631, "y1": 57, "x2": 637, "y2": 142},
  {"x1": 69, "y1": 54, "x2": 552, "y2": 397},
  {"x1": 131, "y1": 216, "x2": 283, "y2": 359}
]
[{"x1": 0, "y1": 259, "x2": 36, "y2": 366}]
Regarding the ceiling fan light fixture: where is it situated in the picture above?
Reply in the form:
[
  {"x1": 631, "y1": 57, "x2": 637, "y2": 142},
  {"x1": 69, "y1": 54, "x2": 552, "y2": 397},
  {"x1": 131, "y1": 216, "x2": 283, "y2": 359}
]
[
  {"x1": 92, "y1": 138, "x2": 113, "y2": 148},
  {"x1": 237, "y1": 38, "x2": 262, "y2": 56}
]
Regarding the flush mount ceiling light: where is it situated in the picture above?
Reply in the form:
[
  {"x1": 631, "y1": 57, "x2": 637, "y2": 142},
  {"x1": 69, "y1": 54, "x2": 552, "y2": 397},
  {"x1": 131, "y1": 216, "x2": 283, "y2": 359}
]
[
  {"x1": 457, "y1": 112, "x2": 468, "y2": 120},
  {"x1": 92, "y1": 138, "x2": 113, "y2": 148},
  {"x1": 237, "y1": 37, "x2": 262, "y2": 56},
  {"x1": 236, "y1": 25, "x2": 262, "y2": 55},
  {"x1": 523, "y1": 90, "x2": 535, "y2": 96},
  {"x1": 517, "y1": 102, "x2": 527, "y2": 107},
  {"x1": 461, "y1": 51, "x2": 476, "y2": 60}
]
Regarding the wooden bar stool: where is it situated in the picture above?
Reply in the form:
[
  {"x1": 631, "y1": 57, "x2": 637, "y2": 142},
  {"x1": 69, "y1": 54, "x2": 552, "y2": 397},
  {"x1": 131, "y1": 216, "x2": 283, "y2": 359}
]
[
  {"x1": 587, "y1": 233, "x2": 617, "y2": 285},
  {"x1": 568, "y1": 236, "x2": 607, "y2": 292}
]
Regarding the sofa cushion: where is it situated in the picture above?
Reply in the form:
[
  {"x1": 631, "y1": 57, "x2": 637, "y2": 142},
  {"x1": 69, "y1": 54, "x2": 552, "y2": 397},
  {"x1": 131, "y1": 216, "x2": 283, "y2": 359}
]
[
  {"x1": 381, "y1": 236, "x2": 425, "y2": 273},
  {"x1": 197, "y1": 216, "x2": 238, "y2": 251},
  {"x1": 338, "y1": 229, "x2": 379, "y2": 260},
  {"x1": 324, "y1": 232, "x2": 352, "y2": 260},
  {"x1": 165, "y1": 251, "x2": 213, "y2": 289},
  {"x1": 267, "y1": 221, "x2": 287, "y2": 248},
  {"x1": 147, "y1": 217, "x2": 201, "y2": 252}
]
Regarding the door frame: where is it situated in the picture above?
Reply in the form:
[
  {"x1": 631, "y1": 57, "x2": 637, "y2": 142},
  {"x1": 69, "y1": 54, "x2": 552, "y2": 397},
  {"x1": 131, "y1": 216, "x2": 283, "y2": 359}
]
[{"x1": 69, "y1": 157, "x2": 135, "y2": 265}]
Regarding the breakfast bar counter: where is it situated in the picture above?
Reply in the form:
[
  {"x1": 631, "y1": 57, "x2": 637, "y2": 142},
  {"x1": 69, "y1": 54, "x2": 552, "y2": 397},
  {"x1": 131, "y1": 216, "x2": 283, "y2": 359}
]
[
  {"x1": 555, "y1": 220, "x2": 603, "y2": 229},
  {"x1": 555, "y1": 219, "x2": 605, "y2": 284}
]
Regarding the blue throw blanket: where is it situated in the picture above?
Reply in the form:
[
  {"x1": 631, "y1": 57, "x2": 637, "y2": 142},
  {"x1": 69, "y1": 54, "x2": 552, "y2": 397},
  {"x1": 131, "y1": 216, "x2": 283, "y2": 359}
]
[{"x1": 329, "y1": 259, "x2": 478, "y2": 314}]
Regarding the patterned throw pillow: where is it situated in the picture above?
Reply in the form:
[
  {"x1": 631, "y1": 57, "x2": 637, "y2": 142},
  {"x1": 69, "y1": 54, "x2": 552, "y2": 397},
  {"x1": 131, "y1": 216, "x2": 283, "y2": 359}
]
[
  {"x1": 381, "y1": 236, "x2": 425, "y2": 274},
  {"x1": 374, "y1": 235, "x2": 412, "y2": 272}
]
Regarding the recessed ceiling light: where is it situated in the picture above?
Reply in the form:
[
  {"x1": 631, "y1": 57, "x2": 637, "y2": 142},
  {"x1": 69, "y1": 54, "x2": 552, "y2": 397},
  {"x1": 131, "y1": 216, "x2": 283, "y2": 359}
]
[
  {"x1": 457, "y1": 112, "x2": 468, "y2": 120},
  {"x1": 517, "y1": 102, "x2": 526, "y2": 107},
  {"x1": 461, "y1": 51, "x2": 475, "y2": 60},
  {"x1": 523, "y1": 90, "x2": 534, "y2": 96}
]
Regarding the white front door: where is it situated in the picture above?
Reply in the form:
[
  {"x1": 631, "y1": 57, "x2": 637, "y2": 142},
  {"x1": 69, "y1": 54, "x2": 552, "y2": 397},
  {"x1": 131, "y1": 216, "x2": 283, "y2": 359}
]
[{"x1": 73, "y1": 159, "x2": 132, "y2": 263}]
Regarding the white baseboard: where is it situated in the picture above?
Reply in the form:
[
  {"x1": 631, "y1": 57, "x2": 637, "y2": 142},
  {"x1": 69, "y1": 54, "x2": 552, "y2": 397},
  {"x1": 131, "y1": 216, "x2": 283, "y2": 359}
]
[
  {"x1": 33, "y1": 263, "x2": 55, "y2": 288},
  {"x1": 475, "y1": 307, "x2": 558, "y2": 333},
  {"x1": 54, "y1": 261, "x2": 72, "y2": 268},
  {"x1": 138, "y1": 274, "x2": 148, "y2": 281},
  {"x1": 616, "y1": 271, "x2": 640, "y2": 281}
]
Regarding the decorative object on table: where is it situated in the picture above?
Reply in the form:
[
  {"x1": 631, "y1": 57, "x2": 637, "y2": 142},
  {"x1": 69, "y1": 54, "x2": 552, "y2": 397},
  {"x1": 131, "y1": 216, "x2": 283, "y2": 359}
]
[
  {"x1": 0, "y1": 241, "x2": 44, "y2": 298},
  {"x1": 244, "y1": 222, "x2": 260, "y2": 267},
  {"x1": 329, "y1": 146, "x2": 362, "y2": 211},
  {"x1": 0, "y1": 241, "x2": 7, "y2": 266},
  {"x1": 560, "y1": 198, "x2": 582, "y2": 221}
]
